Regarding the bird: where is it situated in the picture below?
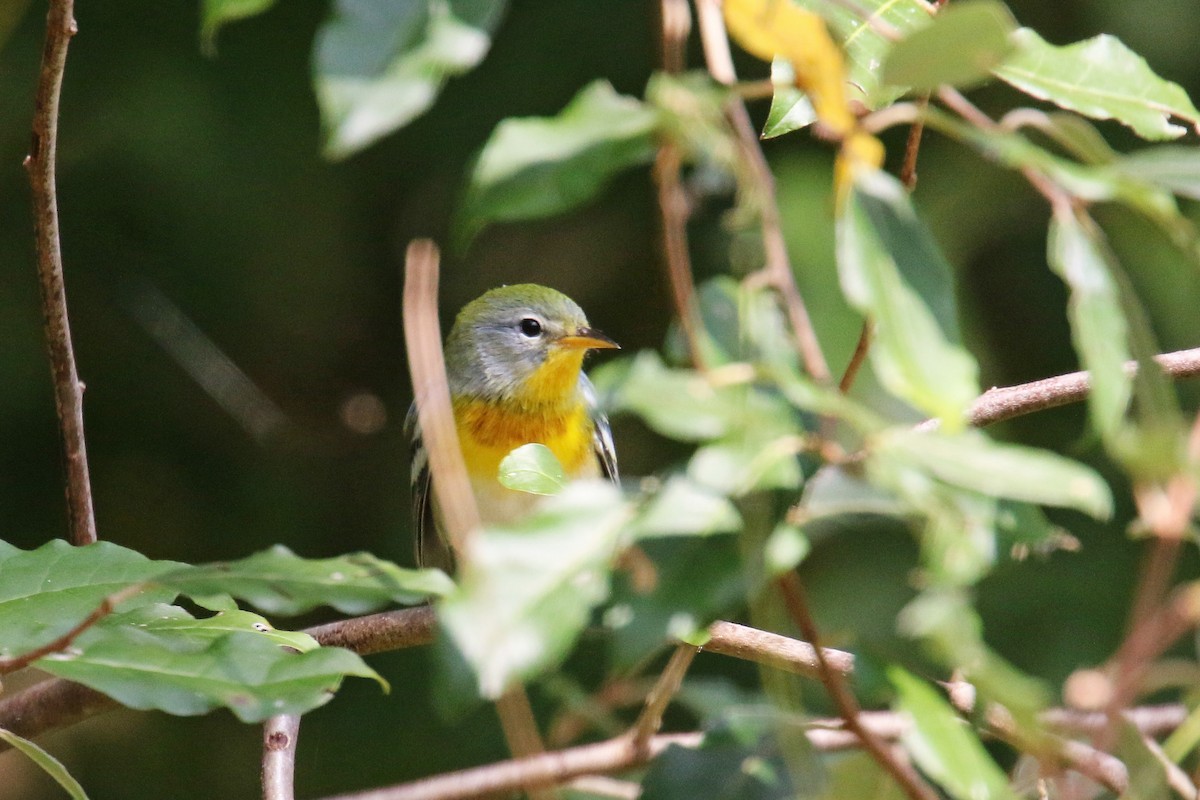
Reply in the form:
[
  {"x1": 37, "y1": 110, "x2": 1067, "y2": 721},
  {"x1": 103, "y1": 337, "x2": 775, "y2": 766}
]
[{"x1": 407, "y1": 284, "x2": 620, "y2": 571}]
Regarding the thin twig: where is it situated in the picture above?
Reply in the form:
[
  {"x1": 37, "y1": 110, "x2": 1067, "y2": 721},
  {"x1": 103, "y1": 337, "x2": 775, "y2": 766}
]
[
  {"x1": 25, "y1": 0, "x2": 95, "y2": 545},
  {"x1": 957, "y1": 347, "x2": 1200, "y2": 429},
  {"x1": 694, "y1": 0, "x2": 832, "y2": 384},
  {"x1": 776, "y1": 573, "x2": 940, "y2": 800},
  {"x1": 0, "y1": 585, "x2": 140, "y2": 674},
  {"x1": 313, "y1": 732, "x2": 702, "y2": 800},
  {"x1": 402, "y1": 239, "x2": 551, "y2": 787},
  {"x1": 631, "y1": 645, "x2": 698, "y2": 750},
  {"x1": 703, "y1": 619, "x2": 854, "y2": 679},
  {"x1": 899, "y1": 99, "x2": 929, "y2": 189},
  {"x1": 654, "y1": 0, "x2": 707, "y2": 369},
  {"x1": 262, "y1": 714, "x2": 301, "y2": 800},
  {"x1": 838, "y1": 319, "x2": 873, "y2": 394}
]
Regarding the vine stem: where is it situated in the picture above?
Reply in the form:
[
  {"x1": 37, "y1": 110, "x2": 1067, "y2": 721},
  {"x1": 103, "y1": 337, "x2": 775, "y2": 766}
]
[{"x1": 25, "y1": 0, "x2": 96, "y2": 545}]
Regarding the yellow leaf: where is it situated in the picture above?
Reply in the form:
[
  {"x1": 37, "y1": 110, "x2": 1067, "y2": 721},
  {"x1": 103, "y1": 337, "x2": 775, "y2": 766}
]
[
  {"x1": 834, "y1": 131, "x2": 885, "y2": 205},
  {"x1": 723, "y1": 0, "x2": 855, "y2": 135}
]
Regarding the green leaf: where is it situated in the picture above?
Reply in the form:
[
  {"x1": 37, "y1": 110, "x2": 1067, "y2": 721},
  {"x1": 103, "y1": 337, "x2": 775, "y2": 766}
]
[
  {"x1": 995, "y1": 28, "x2": 1200, "y2": 141},
  {"x1": 879, "y1": 429, "x2": 1113, "y2": 520},
  {"x1": 498, "y1": 443, "x2": 567, "y2": 496},
  {"x1": 763, "y1": 522, "x2": 810, "y2": 577},
  {"x1": 0, "y1": 728, "x2": 90, "y2": 800},
  {"x1": 439, "y1": 481, "x2": 629, "y2": 697},
  {"x1": 314, "y1": 0, "x2": 508, "y2": 160},
  {"x1": 800, "y1": 464, "x2": 905, "y2": 520},
  {"x1": 455, "y1": 80, "x2": 659, "y2": 249},
  {"x1": 200, "y1": 0, "x2": 275, "y2": 55},
  {"x1": 162, "y1": 545, "x2": 452, "y2": 616},
  {"x1": 889, "y1": 667, "x2": 1020, "y2": 800},
  {"x1": 613, "y1": 351, "x2": 739, "y2": 441},
  {"x1": 794, "y1": 0, "x2": 933, "y2": 108},
  {"x1": 1118, "y1": 145, "x2": 1200, "y2": 200},
  {"x1": 0, "y1": 540, "x2": 179, "y2": 657},
  {"x1": 836, "y1": 169, "x2": 979, "y2": 425},
  {"x1": 882, "y1": 0, "x2": 1015, "y2": 91},
  {"x1": 1047, "y1": 212, "x2": 1133, "y2": 440},
  {"x1": 1115, "y1": 721, "x2": 1172, "y2": 800},
  {"x1": 762, "y1": 58, "x2": 817, "y2": 139},
  {"x1": 635, "y1": 475, "x2": 742, "y2": 538},
  {"x1": 38, "y1": 604, "x2": 383, "y2": 723}
]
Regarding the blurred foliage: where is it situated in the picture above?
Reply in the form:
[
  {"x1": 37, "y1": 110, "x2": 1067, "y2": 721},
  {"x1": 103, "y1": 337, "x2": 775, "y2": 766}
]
[{"x1": 3, "y1": 0, "x2": 1200, "y2": 798}]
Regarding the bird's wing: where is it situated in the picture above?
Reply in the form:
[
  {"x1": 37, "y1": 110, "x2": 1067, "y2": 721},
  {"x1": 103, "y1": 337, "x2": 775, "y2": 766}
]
[
  {"x1": 404, "y1": 402, "x2": 447, "y2": 570},
  {"x1": 582, "y1": 375, "x2": 619, "y2": 484}
]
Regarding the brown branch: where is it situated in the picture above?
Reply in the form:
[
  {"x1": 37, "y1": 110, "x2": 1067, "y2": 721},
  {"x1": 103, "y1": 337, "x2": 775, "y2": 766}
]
[
  {"x1": 25, "y1": 0, "x2": 95, "y2": 545},
  {"x1": 959, "y1": 347, "x2": 1200, "y2": 429},
  {"x1": 693, "y1": 0, "x2": 832, "y2": 384},
  {"x1": 304, "y1": 606, "x2": 436, "y2": 655},
  {"x1": 262, "y1": 713, "x2": 301, "y2": 800},
  {"x1": 313, "y1": 732, "x2": 702, "y2": 800},
  {"x1": 703, "y1": 619, "x2": 854, "y2": 679},
  {"x1": 777, "y1": 573, "x2": 940, "y2": 800}
]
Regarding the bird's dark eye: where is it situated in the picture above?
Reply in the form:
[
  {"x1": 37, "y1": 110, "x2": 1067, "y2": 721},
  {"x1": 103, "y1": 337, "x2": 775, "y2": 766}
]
[{"x1": 518, "y1": 318, "x2": 543, "y2": 337}]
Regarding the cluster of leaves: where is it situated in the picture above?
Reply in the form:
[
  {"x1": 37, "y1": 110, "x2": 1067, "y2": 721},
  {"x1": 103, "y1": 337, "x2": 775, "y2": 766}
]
[
  {"x1": 0, "y1": 540, "x2": 449, "y2": 796},
  {"x1": 12, "y1": 0, "x2": 1200, "y2": 798}
]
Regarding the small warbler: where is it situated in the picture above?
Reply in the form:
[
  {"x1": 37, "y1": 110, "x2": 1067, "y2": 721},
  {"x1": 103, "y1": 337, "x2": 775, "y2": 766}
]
[{"x1": 408, "y1": 284, "x2": 620, "y2": 570}]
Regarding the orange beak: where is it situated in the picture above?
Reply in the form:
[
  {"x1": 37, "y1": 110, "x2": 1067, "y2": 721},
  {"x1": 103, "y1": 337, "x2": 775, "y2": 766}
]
[{"x1": 558, "y1": 326, "x2": 620, "y2": 351}]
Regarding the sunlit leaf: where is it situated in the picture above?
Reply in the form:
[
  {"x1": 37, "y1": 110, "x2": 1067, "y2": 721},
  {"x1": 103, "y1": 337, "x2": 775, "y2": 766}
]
[
  {"x1": 0, "y1": 728, "x2": 89, "y2": 800},
  {"x1": 612, "y1": 351, "x2": 739, "y2": 441},
  {"x1": 795, "y1": 0, "x2": 933, "y2": 108},
  {"x1": 723, "y1": 0, "x2": 854, "y2": 136},
  {"x1": 314, "y1": 0, "x2": 508, "y2": 159},
  {"x1": 200, "y1": 0, "x2": 275, "y2": 55},
  {"x1": 879, "y1": 429, "x2": 1113, "y2": 520},
  {"x1": 763, "y1": 58, "x2": 816, "y2": 139},
  {"x1": 498, "y1": 443, "x2": 567, "y2": 496},
  {"x1": 882, "y1": 0, "x2": 1015, "y2": 91},
  {"x1": 763, "y1": 522, "x2": 810, "y2": 576},
  {"x1": 162, "y1": 545, "x2": 452, "y2": 616},
  {"x1": 800, "y1": 464, "x2": 905, "y2": 520},
  {"x1": 636, "y1": 475, "x2": 741, "y2": 538},
  {"x1": 439, "y1": 482, "x2": 629, "y2": 697},
  {"x1": 836, "y1": 169, "x2": 979, "y2": 425},
  {"x1": 38, "y1": 604, "x2": 383, "y2": 723},
  {"x1": 995, "y1": 28, "x2": 1200, "y2": 141},
  {"x1": 1047, "y1": 211, "x2": 1132, "y2": 440},
  {"x1": 455, "y1": 80, "x2": 659, "y2": 249},
  {"x1": 889, "y1": 667, "x2": 1020, "y2": 800},
  {"x1": 1115, "y1": 721, "x2": 1172, "y2": 800}
]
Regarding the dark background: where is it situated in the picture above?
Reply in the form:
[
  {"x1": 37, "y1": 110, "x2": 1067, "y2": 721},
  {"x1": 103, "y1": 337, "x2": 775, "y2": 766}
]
[{"x1": 1, "y1": 1, "x2": 1198, "y2": 797}]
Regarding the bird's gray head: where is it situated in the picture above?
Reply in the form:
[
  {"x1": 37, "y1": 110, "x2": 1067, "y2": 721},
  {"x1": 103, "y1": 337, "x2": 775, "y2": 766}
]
[{"x1": 444, "y1": 284, "x2": 618, "y2": 403}]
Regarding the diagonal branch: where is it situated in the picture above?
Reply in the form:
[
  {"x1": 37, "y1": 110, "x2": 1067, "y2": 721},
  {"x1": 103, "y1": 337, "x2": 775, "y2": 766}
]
[{"x1": 25, "y1": 0, "x2": 95, "y2": 545}]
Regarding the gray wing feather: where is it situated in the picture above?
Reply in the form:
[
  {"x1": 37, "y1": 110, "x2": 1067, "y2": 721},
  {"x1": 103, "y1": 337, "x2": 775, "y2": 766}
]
[{"x1": 581, "y1": 375, "x2": 618, "y2": 484}]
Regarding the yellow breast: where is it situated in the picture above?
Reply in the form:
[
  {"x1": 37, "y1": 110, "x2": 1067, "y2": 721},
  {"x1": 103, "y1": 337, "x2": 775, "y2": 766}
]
[{"x1": 454, "y1": 398, "x2": 597, "y2": 483}]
